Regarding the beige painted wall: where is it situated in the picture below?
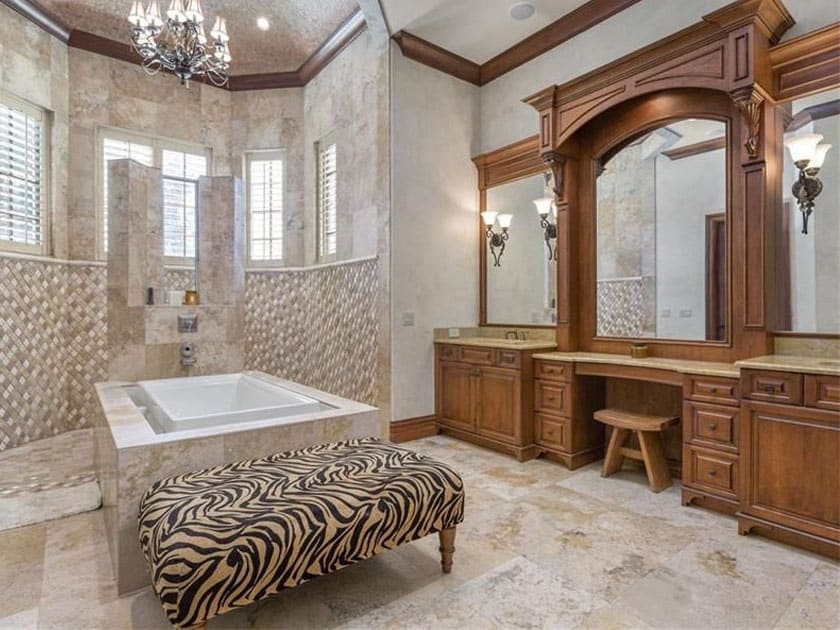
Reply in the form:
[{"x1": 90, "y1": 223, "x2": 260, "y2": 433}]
[{"x1": 390, "y1": 47, "x2": 481, "y2": 421}]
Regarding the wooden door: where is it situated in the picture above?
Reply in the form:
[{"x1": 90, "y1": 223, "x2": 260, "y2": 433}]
[
  {"x1": 705, "y1": 213, "x2": 726, "y2": 341},
  {"x1": 476, "y1": 367, "x2": 520, "y2": 444},
  {"x1": 742, "y1": 401, "x2": 839, "y2": 542},
  {"x1": 439, "y1": 362, "x2": 476, "y2": 432}
]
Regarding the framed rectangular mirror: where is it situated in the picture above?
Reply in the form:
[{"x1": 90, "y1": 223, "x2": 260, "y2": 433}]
[
  {"x1": 776, "y1": 86, "x2": 840, "y2": 335},
  {"x1": 483, "y1": 171, "x2": 557, "y2": 326},
  {"x1": 595, "y1": 118, "x2": 729, "y2": 342}
]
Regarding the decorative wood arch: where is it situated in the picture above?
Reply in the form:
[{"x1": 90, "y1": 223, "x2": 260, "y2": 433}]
[{"x1": 522, "y1": 0, "x2": 802, "y2": 361}]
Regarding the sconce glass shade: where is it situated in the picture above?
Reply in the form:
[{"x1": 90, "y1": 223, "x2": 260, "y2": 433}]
[
  {"x1": 497, "y1": 213, "x2": 513, "y2": 229},
  {"x1": 533, "y1": 197, "x2": 553, "y2": 217},
  {"x1": 809, "y1": 143, "x2": 832, "y2": 169},
  {"x1": 128, "y1": 0, "x2": 147, "y2": 26},
  {"x1": 785, "y1": 133, "x2": 823, "y2": 164},
  {"x1": 481, "y1": 210, "x2": 498, "y2": 227}
]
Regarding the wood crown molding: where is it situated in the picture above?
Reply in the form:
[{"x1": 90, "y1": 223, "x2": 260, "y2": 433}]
[
  {"x1": 786, "y1": 99, "x2": 840, "y2": 132},
  {"x1": 393, "y1": 0, "x2": 642, "y2": 87},
  {"x1": 389, "y1": 416, "x2": 439, "y2": 443},
  {"x1": 1, "y1": 0, "x2": 367, "y2": 91},
  {"x1": 472, "y1": 135, "x2": 543, "y2": 190},
  {"x1": 392, "y1": 31, "x2": 481, "y2": 86},
  {"x1": 662, "y1": 137, "x2": 727, "y2": 160},
  {"x1": 769, "y1": 22, "x2": 840, "y2": 101}
]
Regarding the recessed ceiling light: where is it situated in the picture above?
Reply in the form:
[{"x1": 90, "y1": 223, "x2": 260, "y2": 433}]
[
  {"x1": 510, "y1": 2, "x2": 536, "y2": 20},
  {"x1": 256, "y1": 17, "x2": 270, "y2": 31}
]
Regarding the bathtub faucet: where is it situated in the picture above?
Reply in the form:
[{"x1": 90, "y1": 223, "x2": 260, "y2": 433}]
[{"x1": 180, "y1": 343, "x2": 196, "y2": 367}]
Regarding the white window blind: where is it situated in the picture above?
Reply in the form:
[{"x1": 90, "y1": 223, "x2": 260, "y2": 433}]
[
  {"x1": 317, "y1": 141, "x2": 337, "y2": 260},
  {"x1": 247, "y1": 152, "x2": 283, "y2": 262},
  {"x1": 99, "y1": 130, "x2": 207, "y2": 259},
  {"x1": 0, "y1": 94, "x2": 47, "y2": 252},
  {"x1": 162, "y1": 149, "x2": 206, "y2": 258}
]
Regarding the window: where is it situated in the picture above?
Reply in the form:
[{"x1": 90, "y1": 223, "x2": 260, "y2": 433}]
[
  {"x1": 0, "y1": 92, "x2": 48, "y2": 254},
  {"x1": 246, "y1": 150, "x2": 284, "y2": 264},
  {"x1": 98, "y1": 128, "x2": 208, "y2": 260},
  {"x1": 316, "y1": 139, "x2": 337, "y2": 261}
]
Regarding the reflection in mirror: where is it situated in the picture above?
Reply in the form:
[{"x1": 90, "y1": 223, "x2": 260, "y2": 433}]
[
  {"x1": 485, "y1": 172, "x2": 557, "y2": 325},
  {"x1": 596, "y1": 119, "x2": 728, "y2": 341},
  {"x1": 780, "y1": 88, "x2": 840, "y2": 333}
]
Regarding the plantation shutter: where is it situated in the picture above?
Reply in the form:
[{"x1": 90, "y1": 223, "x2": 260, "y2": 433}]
[
  {"x1": 247, "y1": 152, "x2": 283, "y2": 262},
  {"x1": 317, "y1": 141, "x2": 337, "y2": 259}
]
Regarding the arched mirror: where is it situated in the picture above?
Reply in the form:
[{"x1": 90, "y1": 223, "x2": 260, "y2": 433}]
[{"x1": 595, "y1": 118, "x2": 728, "y2": 342}]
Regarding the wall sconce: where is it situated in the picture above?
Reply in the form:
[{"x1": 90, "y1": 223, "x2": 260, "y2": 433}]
[
  {"x1": 533, "y1": 197, "x2": 557, "y2": 260},
  {"x1": 533, "y1": 172, "x2": 557, "y2": 260},
  {"x1": 481, "y1": 210, "x2": 512, "y2": 267},
  {"x1": 785, "y1": 133, "x2": 832, "y2": 235}
]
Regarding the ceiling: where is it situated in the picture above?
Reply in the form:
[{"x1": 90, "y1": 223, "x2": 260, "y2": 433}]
[
  {"x1": 380, "y1": 0, "x2": 591, "y2": 64},
  {"x1": 39, "y1": 0, "x2": 359, "y2": 74}
]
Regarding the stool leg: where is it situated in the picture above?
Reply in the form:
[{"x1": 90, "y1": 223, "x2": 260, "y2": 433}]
[
  {"x1": 637, "y1": 430, "x2": 672, "y2": 492},
  {"x1": 439, "y1": 527, "x2": 456, "y2": 574},
  {"x1": 602, "y1": 428, "x2": 631, "y2": 478}
]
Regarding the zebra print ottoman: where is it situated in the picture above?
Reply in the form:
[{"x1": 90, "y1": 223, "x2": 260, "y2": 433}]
[{"x1": 138, "y1": 437, "x2": 465, "y2": 629}]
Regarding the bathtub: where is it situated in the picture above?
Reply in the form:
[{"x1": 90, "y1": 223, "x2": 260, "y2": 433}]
[
  {"x1": 94, "y1": 370, "x2": 381, "y2": 594},
  {"x1": 134, "y1": 373, "x2": 324, "y2": 433}
]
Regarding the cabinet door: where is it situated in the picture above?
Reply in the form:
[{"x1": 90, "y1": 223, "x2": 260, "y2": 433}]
[
  {"x1": 742, "y1": 401, "x2": 839, "y2": 541},
  {"x1": 439, "y1": 362, "x2": 476, "y2": 432},
  {"x1": 476, "y1": 367, "x2": 520, "y2": 444}
]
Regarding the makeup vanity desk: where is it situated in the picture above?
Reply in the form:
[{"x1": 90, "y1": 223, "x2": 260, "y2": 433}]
[{"x1": 531, "y1": 351, "x2": 840, "y2": 558}]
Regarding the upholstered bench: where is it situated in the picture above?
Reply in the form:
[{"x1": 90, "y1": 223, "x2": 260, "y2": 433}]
[{"x1": 138, "y1": 437, "x2": 465, "y2": 630}]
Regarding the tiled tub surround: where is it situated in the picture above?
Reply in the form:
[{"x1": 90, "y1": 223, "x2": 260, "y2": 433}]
[
  {"x1": 94, "y1": 370, "x2": 381, "y2": 594},
  {"x1": 246, "y1": 257, "x2": 380, "y2": 407}
]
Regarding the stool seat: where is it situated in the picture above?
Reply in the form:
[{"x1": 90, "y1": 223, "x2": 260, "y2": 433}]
[
  {"x1": 594, "y1": 408, "x2": 678, "y2": 493},
  {"x1": 593, "y1": 409, "x2": 678, "y2": 432}
]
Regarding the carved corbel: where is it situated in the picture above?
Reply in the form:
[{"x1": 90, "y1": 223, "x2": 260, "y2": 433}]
[
  {"x1": 731, "y1": 87, "x2": 765, "y2": 159},
  {"x1": 542, "y1": 151, "x2": 565, "y2": 201}
]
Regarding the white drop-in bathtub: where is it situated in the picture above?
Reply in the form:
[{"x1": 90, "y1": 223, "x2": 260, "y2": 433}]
[{"x1": 131, "y1": 373, "x2": 326, "y2": 433}]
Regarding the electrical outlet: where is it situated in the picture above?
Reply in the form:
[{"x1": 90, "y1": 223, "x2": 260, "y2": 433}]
[
  {"x1": 448, "y1": 327, "x2": 460, "y2": 338},
  {"x1": 679, "y1": 309, "x2": 692, "y2": 318},
  {"x1": 401, "y1": 312, "x2": 415, "y2": 327}
]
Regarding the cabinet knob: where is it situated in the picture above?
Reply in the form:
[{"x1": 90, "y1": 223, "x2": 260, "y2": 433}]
[
  {"x1": 708, "y1": 423, "x2": 717, "y2": 430},
  {"x1": 708, "y1": 387, "x2": 717, "y2": 393},
  {"x1": 708, "y1": 470, "x2": 717, "y2": 477}
]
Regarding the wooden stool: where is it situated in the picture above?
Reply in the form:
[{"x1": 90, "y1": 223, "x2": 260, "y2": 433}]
[{"x1": 593, "y1": 408, "x2": 679, "y2": 493}]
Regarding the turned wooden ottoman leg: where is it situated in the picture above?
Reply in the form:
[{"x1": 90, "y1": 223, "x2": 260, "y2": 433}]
[{"x1": 438, "y1": 527, "x2": 456, "y2": 574}]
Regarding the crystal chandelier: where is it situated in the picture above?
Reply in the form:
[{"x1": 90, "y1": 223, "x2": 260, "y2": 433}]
[{"x1": 128, "y1": 0, "x2": 231, "y2": 87}]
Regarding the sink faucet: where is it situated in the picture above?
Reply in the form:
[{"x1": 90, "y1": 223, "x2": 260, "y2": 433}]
[
  {"x1": 505, "y1": 330, "x2": 518, "y2": 340},
  {"x1": 518, "y1": 331, "x2": 528, "y2": 341}
]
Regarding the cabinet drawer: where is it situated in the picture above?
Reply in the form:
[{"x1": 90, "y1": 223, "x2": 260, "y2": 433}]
[
  {"x1": 684, "y1": 401, "x2": 739, "y2": 452},
  {"x1": 741, "y1": 369, "x2": 803, "y2": 405},
  {"x1": 535, "y1": 381, "x2": 570, "y2": 415},
  {"x1": 494, "y1": 349, "x2": 522, "y2": 370},
  {"x1": 805, "y1": 374, "x2": 840, "y2": 411},
  {"x1": 536, "y1": 413, "x2": 568, "y2": 450},
  {"x1": 535, "y1": 361, "x2": 571, "y2": 382},
  {"x1": 458, "y1": 346, "x2": 495, "y2": 365},
  {"x1": 684, "y1": 445, "x2": 739, "y2": 499},
  {"x1": 439, "y1": 345, "x2": 459, "y2": 361},
  {"x1": 684, "y1": 375, "x2": 739, "y2": 406}
]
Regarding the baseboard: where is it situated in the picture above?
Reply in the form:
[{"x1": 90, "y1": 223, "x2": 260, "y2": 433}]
[{"x1": 390, "y1": 415, "x2": 439, "y2": 443}]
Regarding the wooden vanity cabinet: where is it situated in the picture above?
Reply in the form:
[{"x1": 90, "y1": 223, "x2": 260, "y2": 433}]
[
  {"x1": 681, "y1": 374, "x2": 742, "y2": 515},
  {"x1": 533, "y1": 360, "x2": 605, "y2": 469},
  {"x1": 738, "y1": 369, "x2": 840, "y2": 559},
  {"x1": 435, "y1": 344, "x2": 540, "y2": 461}
]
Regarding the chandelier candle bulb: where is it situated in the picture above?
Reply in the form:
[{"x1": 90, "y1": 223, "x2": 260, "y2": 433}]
[{"x1": 145, "y1": 1, "x2": 163, "y2": 27}]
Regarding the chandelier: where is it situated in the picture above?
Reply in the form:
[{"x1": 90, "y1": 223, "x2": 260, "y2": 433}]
[{"x1": 128, "y1": 0, "x2": 231, "y2": 87}]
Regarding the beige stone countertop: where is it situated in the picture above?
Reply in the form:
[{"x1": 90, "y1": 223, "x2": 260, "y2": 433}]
[
  {"x1": 532, "y1": 351, "x2": 740, "y2": 378},
  {"x1": 435, "y1": 337, "x2": 557, "y2": 351},
  {"x1": 735, "y1": 355, "x2": 840, "y2": 376}
]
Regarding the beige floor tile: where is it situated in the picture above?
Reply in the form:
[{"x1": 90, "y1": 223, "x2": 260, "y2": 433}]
[
  {"x1": 774, "y1": 562, "x2": 840, "y2": 630},
  {"x1": 0, "y1": 524, "x2": 45, "y2": 619}
]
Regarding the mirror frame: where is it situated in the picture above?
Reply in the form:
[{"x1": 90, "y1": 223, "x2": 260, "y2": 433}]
[{"x1": 473, "y1": 136, "x2": 555, "y2": 329}]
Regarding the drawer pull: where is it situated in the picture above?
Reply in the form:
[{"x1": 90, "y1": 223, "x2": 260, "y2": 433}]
[
  {"x1": 758, "y1": 383, "x2": 781, "y2": 394},
  {"x1": 708, "y1": 387, "x2": 717, "y2": 393},
  {"x1": 708, "y1": 423, "x2": 717, "y2": 430},
  {"x1": 708, "y1": 470, "x2": 717, "y2": 477}
]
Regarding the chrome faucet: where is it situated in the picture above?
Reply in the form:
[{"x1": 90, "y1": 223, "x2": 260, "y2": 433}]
[
  {"x1": 505, "y1": 330, "x2": 518, "y2": 340},
  {"x1": 518, "y1": 331, "x2": 528, "y2": 341}
]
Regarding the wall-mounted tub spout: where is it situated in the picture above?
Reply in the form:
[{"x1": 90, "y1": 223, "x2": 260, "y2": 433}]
[{"x1": 180, "y1": 343, "x2": 196, "y2": 367}]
